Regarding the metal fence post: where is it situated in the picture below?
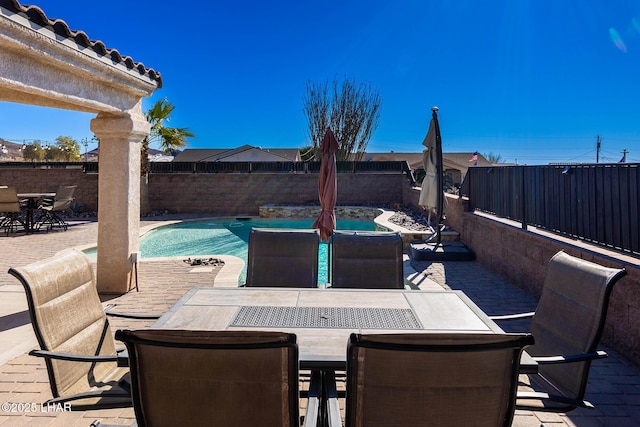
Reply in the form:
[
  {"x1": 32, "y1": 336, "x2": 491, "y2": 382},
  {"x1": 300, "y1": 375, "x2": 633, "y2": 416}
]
[{"x1": 521, "y1": 166, "x2": 527, "y2": 230}]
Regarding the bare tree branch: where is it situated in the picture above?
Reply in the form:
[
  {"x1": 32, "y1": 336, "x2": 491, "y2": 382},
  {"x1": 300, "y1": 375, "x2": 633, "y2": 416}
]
[{"x1": 303, "y1": 77, "x2": 381, "y2": 161}]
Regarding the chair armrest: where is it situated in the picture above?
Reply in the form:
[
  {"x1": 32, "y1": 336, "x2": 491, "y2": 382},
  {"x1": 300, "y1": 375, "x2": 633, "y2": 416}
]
[
  {"x1": 489, "y1": 311, "x2": 535, "y2": 321},
  {"x1": 116, "y1": 348, "x2": 129, "y2": 367},
  {"x1": 323, "y1": 370, "x2": 342, "y2": 427},
  {"x1": 105, "y1": 305, "x2": 160, "y2": 320},
  {"x1": 517, "y1": 391, "x2": 595, "y2": 410},
  {"x1": 29, "y1": 349, "x2": 118, "y2": 363},
  {"x1": 532, "y1": 350, "x2": 607, "y2": 364}
]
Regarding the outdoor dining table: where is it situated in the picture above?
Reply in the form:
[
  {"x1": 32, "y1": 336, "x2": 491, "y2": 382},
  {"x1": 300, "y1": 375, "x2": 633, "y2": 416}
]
[
  {"x1": 151, "y1": 287, "x2": 538, "y2": 374},
  {"x1": 17, "y1": 192, "x2": 55, "y2": 233}
]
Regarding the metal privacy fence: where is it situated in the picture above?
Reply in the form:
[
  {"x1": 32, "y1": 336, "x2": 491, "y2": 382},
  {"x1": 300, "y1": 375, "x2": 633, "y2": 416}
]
[
  {"x1": 460, "y1": 163, "x2": 640, "y2": 256},
  {"x1": 147, "y1": 160, "x2": 411, "y2": 174},
  {"x1": 0, "y1": 160, "x2": 413, "y2": 175}
]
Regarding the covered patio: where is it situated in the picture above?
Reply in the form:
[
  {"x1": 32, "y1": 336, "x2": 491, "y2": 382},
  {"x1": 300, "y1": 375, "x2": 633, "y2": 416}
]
[{"x1": 0, "y1": 0, "x2": 161, "y2": 293}]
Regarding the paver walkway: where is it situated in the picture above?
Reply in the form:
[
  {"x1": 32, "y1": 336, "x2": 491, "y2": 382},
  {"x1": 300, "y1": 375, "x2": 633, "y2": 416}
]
[
  {"x1": 410, "y1": 260, "x2": 640, "y2": 427},
  {"x1": 0, "y1": 218, "x2": 638, "y2": 426}
]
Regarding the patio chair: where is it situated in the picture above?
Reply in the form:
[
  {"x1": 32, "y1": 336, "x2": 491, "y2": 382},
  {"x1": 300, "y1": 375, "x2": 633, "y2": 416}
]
[
  {"x1": 0, "y1": 186, "x2": 26, "y2": 235},
  {"x1": 330, "y1": 230, "x2": 404, "y2": 289},
  {"x1": 489, "y1": 251, "x2": 627, "y2": 412},
  {"x1": 245, "y1": 227, "x2": 320, "y2": 287},
  {"x1": 8, "y1": 250, "x2": 159, "y2": 410},
  {"x1": 35, "y1": 184, "x2": 76, "y2": 231},
  {"x1": 95, "y1": 329, "x2": 320, "y2": 427},
  {"x1": 324, "y1": 332, "x2": 533, "y2": 427}
]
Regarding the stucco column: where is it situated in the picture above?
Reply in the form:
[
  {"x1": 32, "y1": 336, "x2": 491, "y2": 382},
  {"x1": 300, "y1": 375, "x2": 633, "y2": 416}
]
[{"x1": 90, "y1": 107, "x2": 150, "y2": 293}]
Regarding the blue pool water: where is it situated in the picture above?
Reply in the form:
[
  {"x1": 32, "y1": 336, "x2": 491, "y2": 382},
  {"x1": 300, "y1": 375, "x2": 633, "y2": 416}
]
[{"x1": 139, "y1": 218, "x2": 376, "y2": 284}]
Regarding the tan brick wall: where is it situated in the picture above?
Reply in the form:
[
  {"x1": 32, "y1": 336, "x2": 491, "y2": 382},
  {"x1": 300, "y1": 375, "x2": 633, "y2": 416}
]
[
  {"x1": 440, "y1": 191, "x2": 640, "y2": 366},
  {"x1": 0, "y1": 168, "x2": 98, "y2": 211},
  {"x1": 147, "y1": 173, "x2": 407, "y2": 215},
  {"x1": 0, "y1": 169, "x2": 407, "y2": 215}
]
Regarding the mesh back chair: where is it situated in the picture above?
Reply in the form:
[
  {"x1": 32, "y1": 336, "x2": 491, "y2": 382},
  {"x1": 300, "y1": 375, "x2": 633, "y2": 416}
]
[
  {"x1": 331, "y1": 230, "x2": 404, "y2": 289},
  {"x1": 245, "y1": 228, "x2": 320, "y2": 287},
  {"x1": 110, "y1": 330, "x2": 318, "y2": 427},
  {"x1": 36, "y1": 184, "x2": 76, "y2": 231},
  {"x1": 490, "y1": 251, "x2": 627, "y2": 412},
  {"x1": 0, "y1": 186, "x2": 25, "y2": 235},
  {"x1": 325, "y1": 332, "x2": 533, "y2": 427},
  {"x1": 8, "y1": 250, "x2": 132, "y2": 409}
]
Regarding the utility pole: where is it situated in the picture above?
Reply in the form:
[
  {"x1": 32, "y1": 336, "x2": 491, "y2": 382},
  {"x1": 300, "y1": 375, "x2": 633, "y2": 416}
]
[
  {"x1": 620, "y1": 149, "x2": 628, "y2": 163},
  {"x1": 82, "y1": 138, "x2": 88, "y2": 162},
  {"x1": 596, "y1": 135, "x2": 601, "y2": 163}
]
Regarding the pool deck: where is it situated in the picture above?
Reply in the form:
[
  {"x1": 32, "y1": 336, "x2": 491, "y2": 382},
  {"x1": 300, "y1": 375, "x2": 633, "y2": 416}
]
[{"x1": 0, "y1": 217, "x2": 639, "y2": 426}]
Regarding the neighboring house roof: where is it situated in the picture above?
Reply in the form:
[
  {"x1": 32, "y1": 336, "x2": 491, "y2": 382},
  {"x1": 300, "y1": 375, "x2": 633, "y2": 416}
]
[
  {"x1": 174, "y1": 146, "x2": 301, "y2": 162},
  {"x1": 0, "y1": 0, "x2": 162, "y2": 87},
  {"x1": 173, "y1": 148, "x2": 491, "y2": 170},
  {"x1": 363, "y1": 152, "x2": 492, "y2": 171},
  {"x1": 87, "y1": 147, "x2": 165, "y2": 160},
  {"x1": 363, "y1": 151, "x2": 492, "y2": 170},
  {"x1": 172, "y1": 149, "x2": 228, "y2": 162},
  {"x1": 363, "y1": 152, "x2": 424, "y2": 166}
]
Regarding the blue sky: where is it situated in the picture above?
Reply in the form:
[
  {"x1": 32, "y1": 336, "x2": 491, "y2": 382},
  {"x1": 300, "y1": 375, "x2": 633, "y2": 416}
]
[{"x1": 1, "y1": 0, "x2": 639, "y2": 164}]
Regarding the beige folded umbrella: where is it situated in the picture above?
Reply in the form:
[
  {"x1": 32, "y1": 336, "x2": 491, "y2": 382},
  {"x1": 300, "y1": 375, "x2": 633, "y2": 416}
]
[{"x1": 418, "y1": 107, "x2": 444, "y2": 243}]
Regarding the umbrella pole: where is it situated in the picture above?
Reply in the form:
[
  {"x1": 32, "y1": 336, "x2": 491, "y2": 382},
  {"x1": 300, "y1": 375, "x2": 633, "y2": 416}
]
[
  {"x1": 432, "y1": 106, "x2": 444, "y2": 246},
  {"x1": 327, "y1": 235, "x2": 332, "y2": 287}
]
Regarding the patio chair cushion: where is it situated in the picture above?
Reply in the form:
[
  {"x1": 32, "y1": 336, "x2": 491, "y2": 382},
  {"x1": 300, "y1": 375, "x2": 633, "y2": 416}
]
[
  {"x1": 0, "y1": 187, "x2": 25, "y2": 234},
  {"x1": 525, "y1": 251, "x2": 626, "y2": 408},
  {"x1": 9, "y1": 250, "x2": 130, "y2": 408},
  {"x1": 35, "y1": 185, "x2": 76, "y2": 231},
  {"x1": 342, "y1": 332, "x2": 533, "y2": 427},
  {"x1": 246, "y1": 228, "x2": 320, "y2": 287},
  {"x1": 116, "y1": 329, "x2": 300, "y2": 426},
  {"x1": 331, "y1": 230, "x2": 404, "y2": 289},
  {"x1": 0, "y1": 186, "x2": 22, "y2": 213}
]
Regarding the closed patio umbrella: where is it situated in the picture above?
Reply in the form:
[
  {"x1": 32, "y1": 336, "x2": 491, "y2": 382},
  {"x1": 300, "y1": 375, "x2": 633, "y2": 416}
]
[
  {"x1": 418, "y1": 107, "x2": 444, "y2": 244},
  {"x1": 312, "y1": 128, "x2": 339, "y2": 242}
]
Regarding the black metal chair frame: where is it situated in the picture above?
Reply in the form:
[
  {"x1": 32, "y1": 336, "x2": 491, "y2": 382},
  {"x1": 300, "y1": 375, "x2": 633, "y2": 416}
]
[
  {"x1": 324, "y1": 332, "x2": 534, "y2": 427},
  {"x1": 490, "y1": 251, "x2": 627, "y2": 412},
  {"x1": 92, "y1": 330, "x2": 321, "y2": 427},
  {"x1": 8, "y1": 251, "x2": 159, "y2": 410},
  {"x1": 0, "y1": 187, "x2": 26, "y2": 235},
  {"x1": 34, "y1": 185, "x2": 76, "y2": 231}
]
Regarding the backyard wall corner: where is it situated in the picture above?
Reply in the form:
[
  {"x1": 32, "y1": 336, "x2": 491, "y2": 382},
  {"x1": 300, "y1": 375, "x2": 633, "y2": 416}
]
[{"x1": 443, "y1": 194, "x2": 640, "y2": 367}]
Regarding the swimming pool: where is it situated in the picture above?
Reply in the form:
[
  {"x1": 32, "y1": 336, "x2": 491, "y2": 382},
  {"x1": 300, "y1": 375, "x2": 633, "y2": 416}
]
[{"x1": 139, "y1": 218, "x2": 377, "y2": 284}]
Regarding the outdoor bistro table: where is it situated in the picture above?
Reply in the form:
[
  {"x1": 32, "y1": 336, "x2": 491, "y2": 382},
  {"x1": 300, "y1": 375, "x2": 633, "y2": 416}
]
[
  {"x1": 151, "y1": 287, "x2": 537, "y2": 373},
  {"x1": 17, "y1": 192, "x2": 55, "y2": 233}
]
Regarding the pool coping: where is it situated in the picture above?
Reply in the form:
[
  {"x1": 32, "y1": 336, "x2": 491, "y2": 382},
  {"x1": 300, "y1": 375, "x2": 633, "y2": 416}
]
[{"x1": 71, "y1": 207, "x2": 430, "y2": 288}]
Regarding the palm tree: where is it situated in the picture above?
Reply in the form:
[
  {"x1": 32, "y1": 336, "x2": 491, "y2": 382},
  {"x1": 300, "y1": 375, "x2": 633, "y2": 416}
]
[
  {"x1": 141, "y1": 98, "x2": 194, "y2": 214},
  {"x1": 141, "y1": 98, "x2": 194, "y2": 176}
]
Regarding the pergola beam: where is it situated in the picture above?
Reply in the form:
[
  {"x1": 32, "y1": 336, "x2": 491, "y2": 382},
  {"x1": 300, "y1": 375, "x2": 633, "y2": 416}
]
[{"x1": 1, "y1": 1, "x2": 161, "y2": 293}]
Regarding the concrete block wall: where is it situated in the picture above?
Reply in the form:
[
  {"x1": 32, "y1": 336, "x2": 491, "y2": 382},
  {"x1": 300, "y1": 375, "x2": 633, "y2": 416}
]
[
  {"x1": 0, "y1": 169, "x2": 406, "y2": 215},
  {"x1": 147, "y1": 173, "x2": 406, "y2": 215},
  {"x1": 441, "y1": 191, "x2": 640, "y2": 367},
  {"x1": 0, "y1": 168, "x2": 98, "y2": 211}
]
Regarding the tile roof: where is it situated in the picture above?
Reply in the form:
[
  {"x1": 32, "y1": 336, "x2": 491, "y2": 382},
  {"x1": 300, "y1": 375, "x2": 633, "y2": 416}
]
[{"x1": 0, "y1": 0, "x2": 162, "y2": 87}]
